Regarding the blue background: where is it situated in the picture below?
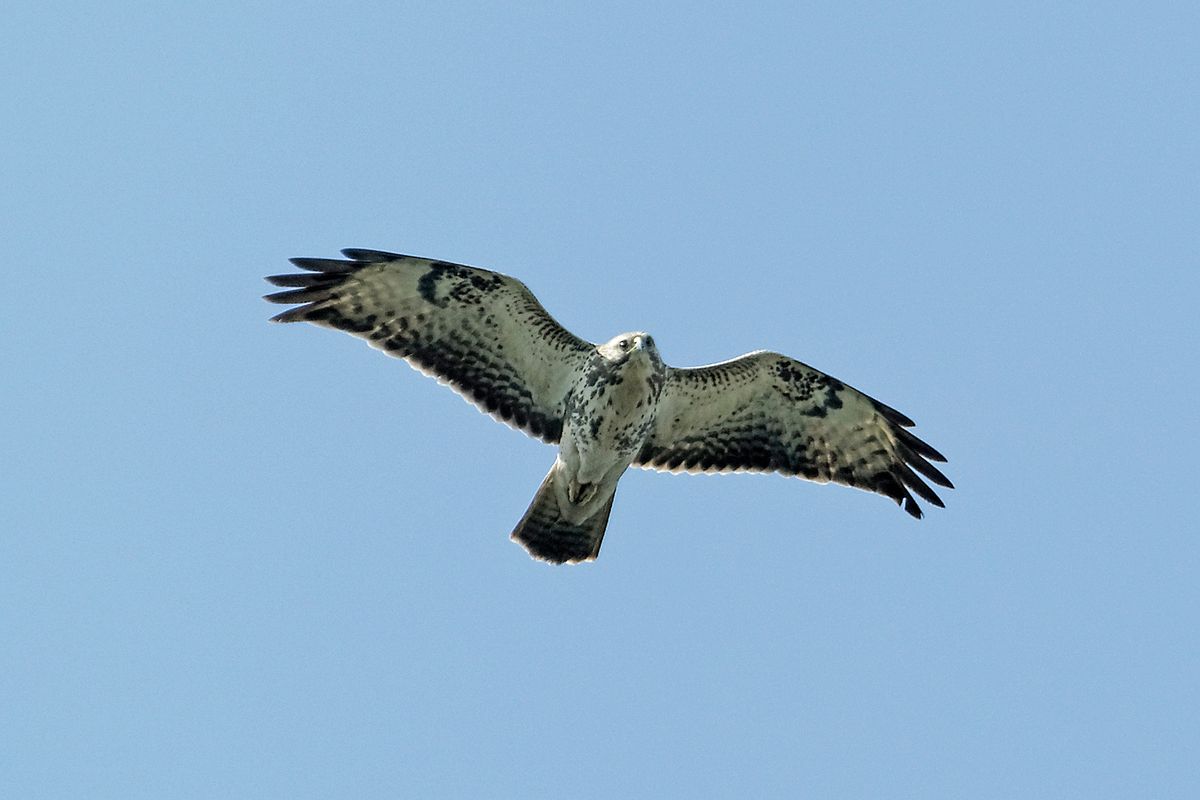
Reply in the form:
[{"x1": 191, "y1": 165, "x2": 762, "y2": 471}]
[{"x1": 3, "y1": 2, "x2": 1197, "y2": 797}]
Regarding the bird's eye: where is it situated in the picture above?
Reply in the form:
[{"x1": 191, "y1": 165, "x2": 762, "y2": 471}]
[{"x1": 618, "y1": 339, "x2": 630, "y2": 351}]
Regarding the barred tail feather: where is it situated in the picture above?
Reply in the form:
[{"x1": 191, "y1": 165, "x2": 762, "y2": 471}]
[{"x1": 511, "y1": 466, "x2": 615, "y2": 564}]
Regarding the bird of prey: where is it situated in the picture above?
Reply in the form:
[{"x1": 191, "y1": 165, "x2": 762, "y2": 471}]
[{"x1": 265, "y1": 249, "x2": 952, "y2": 564}]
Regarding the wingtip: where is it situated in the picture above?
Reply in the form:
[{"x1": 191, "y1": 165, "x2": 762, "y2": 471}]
[
  {"x1": 262, "y1": 287, "x2": 331, "y2": 305},
  {"x1": 926, "y1": 447, "x2": 949, "y2": 463},
  {"x1": 874, "y1": 399, "x2": 917, "y2": 428},
  {"x1": 340, "y1": 248, "x2": 404, "y2": 262},
  {"x1": 288, "y1": 256, "x2": 360, "y2": 273},
  {"x1": 267, "y1": 305, "x2": 308, "y2": 323},
  {"x1": 902, "y1": 497, "x2": 924, "y2": 519}
]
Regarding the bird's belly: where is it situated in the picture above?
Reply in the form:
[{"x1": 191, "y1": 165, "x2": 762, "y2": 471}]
[{"x1": 562, "y1": 401, "x2": 656, "y2": 485}]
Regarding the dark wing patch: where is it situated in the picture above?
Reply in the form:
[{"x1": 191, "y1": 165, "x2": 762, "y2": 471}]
[
  {"x1": 635, "y1": 352, "x2": 952, "y2": 518},
  {"x1": 265, "y1": 249, "x2": 595, "y2": 443}
]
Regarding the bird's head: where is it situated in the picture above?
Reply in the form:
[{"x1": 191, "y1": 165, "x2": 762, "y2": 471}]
[{"x1": 599, "y1": 332, "x2": 659, "y2": 366}]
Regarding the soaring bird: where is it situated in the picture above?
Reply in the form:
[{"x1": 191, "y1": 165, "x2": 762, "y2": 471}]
[{"x1": 265, "y1": 249, "x2": 952, "y2": 564}]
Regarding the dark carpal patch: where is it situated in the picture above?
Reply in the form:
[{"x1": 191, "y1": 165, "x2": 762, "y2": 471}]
[
  {"x1": 417, "y1": 262, "x2": 505, "y2": 308},
  {"x1": 774, "y1": 359, "x2": 846, "y2": 416}
]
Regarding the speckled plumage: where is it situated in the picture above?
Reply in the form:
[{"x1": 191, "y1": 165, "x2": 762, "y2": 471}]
[{"x1": 265, "y1": 248, "x2": 953, "y2": 564}]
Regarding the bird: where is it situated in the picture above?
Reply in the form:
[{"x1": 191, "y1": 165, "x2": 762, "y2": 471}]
[{"x1": 265, "y1": 248, "x2": 952, "y2": 564}]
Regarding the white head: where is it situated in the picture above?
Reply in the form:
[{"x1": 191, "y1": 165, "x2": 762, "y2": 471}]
[{"x1": 598, "y1": 332, "x2": 658, "y2": 364}]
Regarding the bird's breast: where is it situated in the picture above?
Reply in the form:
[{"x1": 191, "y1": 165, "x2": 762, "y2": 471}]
[{"x1": 564, "y1": 360, "x2": 664, "y2": 464}]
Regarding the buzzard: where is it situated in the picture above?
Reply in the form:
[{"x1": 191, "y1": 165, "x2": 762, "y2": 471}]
[{"x1": 265, "y1": 249, "x2": 952, "y2": 564}]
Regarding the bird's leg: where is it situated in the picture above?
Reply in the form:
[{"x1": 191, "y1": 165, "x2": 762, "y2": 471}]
[{"x1": 567, "y1": 479, "x2": 598, "y2": 505}]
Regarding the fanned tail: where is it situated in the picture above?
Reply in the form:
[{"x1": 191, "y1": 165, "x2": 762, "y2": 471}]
[{"x1": 511, "y1": 464, "x2": 616, "y2": 564}]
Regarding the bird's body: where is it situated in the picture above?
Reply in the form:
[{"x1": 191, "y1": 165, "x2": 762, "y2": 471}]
[
  {"x1": 266, "y1": 249, "x2": 952, "y2": 564},
  {"x1": 561, "y1": 334, "x2": 664, "y2": 503}
]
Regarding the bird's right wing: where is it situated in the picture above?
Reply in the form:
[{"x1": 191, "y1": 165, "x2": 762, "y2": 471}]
[{"x1": 265, "y1": 249, "x2": 596, "y2": 443}]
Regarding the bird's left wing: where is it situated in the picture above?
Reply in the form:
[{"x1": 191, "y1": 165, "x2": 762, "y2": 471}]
[
  {"x1": 634, "y1": 351, "x2": 952, "y2": 517},
  {"x1": 265, "y1": 249, "x2": 595, "y2": 443}
]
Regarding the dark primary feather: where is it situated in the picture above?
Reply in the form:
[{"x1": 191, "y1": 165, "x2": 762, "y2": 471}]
[
  {"x1": 339, "y1": 248, "x2": 403, "y2": 263},
  {"x1": 291, "y1": 255, "x2": 369, "y2": 272},
  {"x1": 265, "y1": 249, "x2": 595, "y2": 443}
]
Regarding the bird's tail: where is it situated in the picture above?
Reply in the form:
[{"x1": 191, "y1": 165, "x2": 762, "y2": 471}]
[{"x1": 511, "y1": 463, "x2": 616, "y2": 564}]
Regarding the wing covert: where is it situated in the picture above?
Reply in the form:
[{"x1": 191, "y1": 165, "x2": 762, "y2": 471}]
[{"x1": 265, "y1": 249, "x2": 595, "y2": 443}]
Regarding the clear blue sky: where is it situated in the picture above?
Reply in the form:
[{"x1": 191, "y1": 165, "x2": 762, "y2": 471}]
[{"x1": 3, "y1": 2, "x2": 1197, "y2": 797}]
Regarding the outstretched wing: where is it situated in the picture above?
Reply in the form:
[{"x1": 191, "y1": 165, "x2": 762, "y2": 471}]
[
  {"x1": 265, "y1": 249, "x2": 595, "y2": 443},
  {"x1": 634, "y1": 351, "x2": 953, "y2": 517}
]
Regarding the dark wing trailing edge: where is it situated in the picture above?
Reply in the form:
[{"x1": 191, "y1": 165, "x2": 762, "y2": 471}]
[
  {"x1": 635, "y1": 351, "x2": 953, "y2": 518},
  {"x1": 265, "y1": 249, "x2": 595, "y2": 443}
]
